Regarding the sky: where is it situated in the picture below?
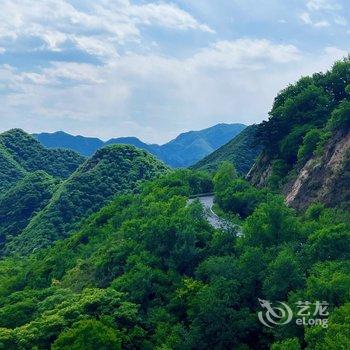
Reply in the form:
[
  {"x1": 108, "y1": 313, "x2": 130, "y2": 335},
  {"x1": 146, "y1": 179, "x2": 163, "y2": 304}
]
[{"x1": 0, "y1": 0, "x2": 349, "y2": 143}]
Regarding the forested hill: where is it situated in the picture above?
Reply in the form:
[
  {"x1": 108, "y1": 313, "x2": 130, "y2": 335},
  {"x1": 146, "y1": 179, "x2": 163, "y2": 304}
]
[
  {"x1": 191, "y1": 125, "x2": 262, "y2": 175},
  {"x1": 0, "y1": 143, "x2": 26, "y2": 193},
  {"x1": 5, "y1": 144, "x2": 168, "y2": 256},
  {"x1": 0, "y1": 171, "x2": 59, "y2": 253},
  {"x1": 34, "y1": 123, "x2": 246, "y2": 168},
  {"x1": 248, "y1": 58, "x2": 350, "y2": 209},
  {"x1": 0, "y1": 129, "x2": 84, "y2": 193},
  {"x1": 0, "y1": 59, "x2": 349, "y2": 349}
]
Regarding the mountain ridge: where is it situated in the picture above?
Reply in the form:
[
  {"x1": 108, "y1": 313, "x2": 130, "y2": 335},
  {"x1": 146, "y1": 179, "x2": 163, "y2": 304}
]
[
  {"x1": 247, "y1": 58, "x2": 350, "y2": 210},
  {"x1": 34, "y1": 123, "x2": 246, "y2": 168},
  {"x1": 0, "y1": 129, "x2": 85, "y2": 194},
  {"x1": 5, "y1": 143, "x2": 169, "y2": 256},
  {"x1": 191, "y1": 125, "x2": 262, "y2": 175}
]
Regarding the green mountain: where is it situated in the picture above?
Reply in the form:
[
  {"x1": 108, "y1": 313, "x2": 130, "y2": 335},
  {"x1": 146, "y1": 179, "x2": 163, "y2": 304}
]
[
  {"x1": 105, "y1": 136, "x2": 159, "y2": 155},
  {"x1": 0, "y1": 171, "x2": 59, "y2": 253},
  {"x1": 34, "y1": 123, "x2": 246, "y2": 168},
  {"x1": 0, "y1": 129, "x2": 84, "y2": 195},
  {"x1": 0, "y1": 129, "x2": 85, "y2": 179},
  {"x1": 0, "y1": 144, "x2": 26, "y2": 193},
  {"x1": 0, "y1": 167, "x2": 348, "y2": 349},
  {"x1": 5, "y1": 144, "x2": 168, "y2": 256},
  {"x1": 191, "y1": 125, "x2": 262, "y2": 175},
  {"x1": 0, "y1": 129, "x2": 85, "y2": 178},
  {"x1": 248, "y1": 58, "x2": 350, "y2": 210},
  {"x1": 0, "y1": 60, "x2": 349, "y2": 350}
]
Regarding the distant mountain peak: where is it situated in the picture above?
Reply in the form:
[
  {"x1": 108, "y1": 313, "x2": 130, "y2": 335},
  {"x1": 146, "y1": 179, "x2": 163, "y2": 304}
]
[{"x1": 34, "y1": 123, "x2": 247, "y2": 168}]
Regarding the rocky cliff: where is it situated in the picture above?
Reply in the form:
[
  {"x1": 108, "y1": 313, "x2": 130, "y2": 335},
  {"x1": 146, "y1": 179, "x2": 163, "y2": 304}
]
[
  {"x1": 284, "y1": 129, "x2": 350, "y2": 209},
  {"x1": 247, "y1": 129, "x2": 350, "y2": 210}
]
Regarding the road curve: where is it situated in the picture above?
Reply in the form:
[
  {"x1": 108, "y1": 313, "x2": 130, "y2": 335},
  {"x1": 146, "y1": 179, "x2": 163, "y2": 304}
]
[
  {"x1": 188, "y1": 195, "x2": 228, "y2": 229},
  {"x1": 188, "y1": 195, "x2": 242, "y2": 235}
]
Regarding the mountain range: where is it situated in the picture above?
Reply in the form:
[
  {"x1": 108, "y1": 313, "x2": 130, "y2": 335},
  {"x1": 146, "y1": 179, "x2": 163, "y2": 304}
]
[
  {"x1": 0, "y1": 129, "x2": 84, "y2": 193},
  {"x1": 192, "y1": 125, "x2": 262, "y2": 175},
  {"x1": 0, "y1": 58, "x2": 349, "y2": 350},
  {"x1": 34, "y1": 123, "x2": 246, "y2": 168},
  {"x1": 0, "y1": 129, "x2": 168, "y2": 256}
]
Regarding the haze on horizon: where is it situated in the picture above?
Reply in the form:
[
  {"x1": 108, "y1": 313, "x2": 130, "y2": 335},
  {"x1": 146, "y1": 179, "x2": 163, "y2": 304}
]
[{"x1": 0, "y1": 0, "x2": 349, "y2": 143}]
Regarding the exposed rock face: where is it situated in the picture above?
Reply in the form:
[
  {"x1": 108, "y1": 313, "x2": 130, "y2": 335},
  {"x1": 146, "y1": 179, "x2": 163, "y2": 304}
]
[
  {"x1": 246, "y1": 154, "x2": 272, "y2": 188},
  {"x1": 284, "y1": 130, "x2": 350, "y2": 209},
  {"x1": 247, "y1": 130, "x2": 350, "y2": 210}
]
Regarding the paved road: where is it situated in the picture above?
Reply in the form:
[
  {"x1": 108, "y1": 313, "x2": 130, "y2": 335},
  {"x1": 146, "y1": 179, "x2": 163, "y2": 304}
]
[
  {"x1": 188, "y1": 195, "x2": 242, "y2": 236},
  {"x1": 188, "y1": 195, "x2": 223, "y2": 229}
]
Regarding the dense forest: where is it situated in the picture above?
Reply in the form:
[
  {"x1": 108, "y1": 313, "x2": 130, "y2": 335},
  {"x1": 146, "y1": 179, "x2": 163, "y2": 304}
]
[
  {"x1": 0, "y1": 171, "x2": 59, "y2": 255},
  {"x1": 0, "y1": 129, "x2": 84, "y2": 195},
  {"x1": 0, "y1": 142, "x2": 168, "y2": 256},
  {"x1": 0, "y1": 59, "x2": 348, "y2": 349},
  {"x1": 0, "y1": 129, "x2": 85, "y2": 180},
  {"x1": 252, "y1": 58, "x2": 350, "y2": 195}
]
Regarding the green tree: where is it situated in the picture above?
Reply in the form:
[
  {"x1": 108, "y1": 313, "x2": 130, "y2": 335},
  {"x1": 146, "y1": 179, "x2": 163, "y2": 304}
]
[
  {"x1": 263, "y1": 248, "x2": 304, "y2": 300},
  {"x1": 187, "y1": 278, "x2": 257, "y2": 349},
  {"x1": 213, "y1": 161, "x2": 237, "y2": 196},
  {"x1": 242, "y1": 196, "x2": 301, "y2": 248},
  {"x1": 305, "y1": 303, "x2": 350, "y2": 350},
  {"x1": 297, "y1": 128, "x2": 321, "y2": 164},
  {"x1": 327, "y1": 100, "x2": 350, "y2": 131},
  {"x1": 305, "y1": 261, "x2": 350, "y2": 306},
  {"x1": 52, "y1": 319, "x2": 121, "y2": 350},
  {"x1": 303, "y1": 224, "x2": 350, "y2": 263},
  {"x1": 271, "y1": 338, "x2": 301, "y2": 350}
]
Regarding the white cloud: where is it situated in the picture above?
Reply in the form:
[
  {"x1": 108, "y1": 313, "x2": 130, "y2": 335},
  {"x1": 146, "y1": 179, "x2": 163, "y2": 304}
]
[
  {"x1": 10, "y1": 39, "x2": 302, "y2": 86},
  {"x1": 334, "y1": 16, "x2": 347, "y2": 26},
  {"x1": 300, "y1": 12, "x2": 330, "y2": 27},
  {"x1": 306, "y1": 0, "x2": 342, "y2": 11},
  {"x1": 302, "y1": 0, "x2": 347, "y2": 29},
  {"x1": 126, "y1": 2, "x2": 214, "y2": 33},
  {"x1": 323, "y1": 46, "x2": 348, "y2": 58},
  {"x1": 191, "y1": 39, "x2": 300, "y2": 70},
  {"x1": 39, "y1": 31, "x2": 68, "y2": 51},
  {"x1": 18, "y1": 62, "x2": 106, "y2": 86},
  {"x1": 0, "y1": 1, "x2": 348, "y2": 142},
  {"x1": 314, "y1": 20, "x2": 330, "y2": 27},
  {"x1": 2, "y1": 39, "x2": 346, "y2": 142},
  {"x1": 0, "y1": 0, "x2": 213, "y2": 61},
  {"x1": 70, "y1": 36, "x2": 119, "y2": 60}
]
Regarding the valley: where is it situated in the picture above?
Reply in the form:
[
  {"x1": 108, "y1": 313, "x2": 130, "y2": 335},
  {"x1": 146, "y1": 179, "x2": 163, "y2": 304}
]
[{"x1": 0, "y1": 59, "x2": 349, "y2": 350}]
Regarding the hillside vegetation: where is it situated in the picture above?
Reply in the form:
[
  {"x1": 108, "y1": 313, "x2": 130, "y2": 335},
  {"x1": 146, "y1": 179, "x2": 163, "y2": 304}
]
[
  {"x1": 0, "y1": 144, "x2": 26, "y2": 193},
  {"x1": 0, "y1": 129, "x2": 85, "y2": 179},
  {"x1": 5, "y1": 145, "x2": 168, "y2": 256},
  {"x1": 0, "y1": 167, "x2": 348, "y2": 349},
  {"x1": 0, "y1": 129, "x2": 84, "y2": 195},
  {"x1": 0, "y1": 171, "x2": 59, "y2": 254},
  {"x1": 192, "y1": 125, "x2": 261, "y2": 175},
  {"x1": 0, "y1": 59, "x2": 348, "y2": 349},
  {"x1": 249, "y1": 58, "x2": 350, "y2": 209}
]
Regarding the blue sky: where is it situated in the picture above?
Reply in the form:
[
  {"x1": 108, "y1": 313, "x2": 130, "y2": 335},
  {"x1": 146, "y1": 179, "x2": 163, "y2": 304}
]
[{"x1": 0, "y1": 0, "x2": 349, "y2": 143}]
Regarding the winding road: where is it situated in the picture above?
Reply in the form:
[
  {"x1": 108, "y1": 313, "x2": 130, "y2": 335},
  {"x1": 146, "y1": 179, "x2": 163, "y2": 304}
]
[
  {"x1": 188, "y1": 195, "x2": 223, "y2": 229},
  {"x1": 188, "y1": 194, "x2": 241, "y2": 235}
]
